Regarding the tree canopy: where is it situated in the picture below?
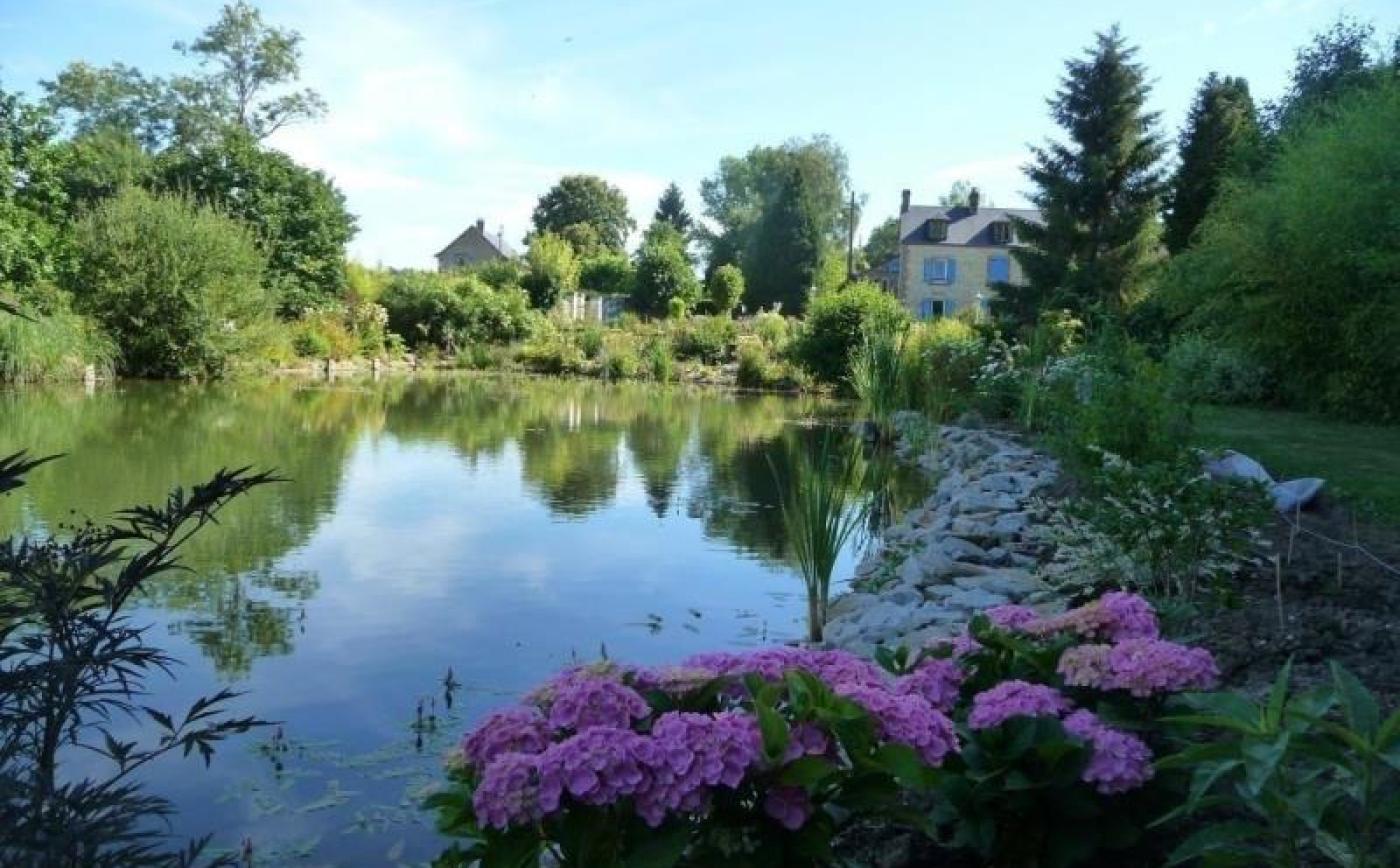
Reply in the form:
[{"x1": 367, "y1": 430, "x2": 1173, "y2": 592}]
[
  {"x1": 862, "y1": 217, "x2": 900, "y2": 269},
  {"x1": 1000, "y1": 27, "x2": 1166, "y2": 325},
  {"x1": 531, "y1": 175, "x2": 635, "y2": 253},
  {"x1": 1164, "y1": 73, "x2": 1259, "y2": 254},
  {"x1": 653, "y1": 183, "x2": 693, "y2": 237}
]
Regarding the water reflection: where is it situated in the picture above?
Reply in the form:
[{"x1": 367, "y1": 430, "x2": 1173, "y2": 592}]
[{"x1": 0, "y1": 375, "x2": 923, "y2": 864}]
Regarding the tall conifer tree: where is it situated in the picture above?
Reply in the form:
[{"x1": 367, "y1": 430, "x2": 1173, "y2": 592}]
[
  {"x1": 1164, "y1": 73, "x2": 1259, "y2": 254},
  {"x1": 653, "y1": 182, "x2": 693, "y2": 236},
  {"x1": 1002, "y1": 27, "x2": 1166, "y2": 324}
]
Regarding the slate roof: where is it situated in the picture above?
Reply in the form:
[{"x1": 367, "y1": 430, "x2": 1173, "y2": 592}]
[
  {"x1": 435, "y1": 223, "x2": 517, "y2": 259},
  {"x1": 898, "y1": 205, "x2": 1043, "y2": 247}
]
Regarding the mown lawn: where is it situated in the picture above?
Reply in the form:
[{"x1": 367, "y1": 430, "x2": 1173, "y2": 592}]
[{"x1": 1193, "y1": 405, "x2": 1400, "y2": 523}]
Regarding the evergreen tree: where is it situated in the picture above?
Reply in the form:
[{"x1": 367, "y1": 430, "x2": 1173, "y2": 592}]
[
  {"x1": 745, "y1": 165, "x2": 823, "y2": 314},
  {"x1": 653, "y1": 182, "x2": 693, "y2": 236},
  {"x1": 1164, "y1": 73, "x2": 1259, "y2": 254},
  {"x1": 1002, "y1": 27, "x2": 1166, "y2": 324}
]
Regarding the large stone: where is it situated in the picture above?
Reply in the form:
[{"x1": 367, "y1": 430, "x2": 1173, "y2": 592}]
[
  {"x1": 939, "y1": 536, "x2": 989, "y2": 562},
  {"x1": 990, "y1": 511, "x2": 1031, "y2": 539},
  {"x1": 953, "y1": 569, "x2": 1045, "y2": 598},
  {"x1": 927, "y1": 585, "x2": 1010, "y2": 611},
  {"x1": 882, "y1": 585, "x2": 923, "y2": 607},
  {"x1": 828, "y1": 592, "x2": 878, "y2": 620}
]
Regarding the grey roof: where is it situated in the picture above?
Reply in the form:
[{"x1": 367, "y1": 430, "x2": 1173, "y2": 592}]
[
  {"x1": 898, "y1": 205, "x2": 1042, "y2": 247},
  {"x1": 435, "y1": 223, "x2": 517, "y2": 259}
]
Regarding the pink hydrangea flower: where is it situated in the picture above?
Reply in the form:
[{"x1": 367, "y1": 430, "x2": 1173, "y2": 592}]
[
  {"x1": 472, "y1": 752, "x2": 543, "y2": 829},
  {"x1": 987, "y1": 604, "x2": 1042, "y2": 631},
  {"x1": 782, "y1": 722, "x2": 832, "y2": 763},
  {"x1": 967, "y1": 680, "x2": 1070, "y2": 730},
  {"x1": 633, "y1": 711, "x2": 762, "y2": 826},
  {"x1": 546, "y1": 676, "x2": 650, "y2": 733},
  {"x1": 1062, "y1": 710, "x2": 1154, "y2": 794},
  {"x1": 1057, "y1": 639, "x2": 1218, "y2": 697},
  {"x1": 837, "y1": 684, "x2": 959, "y2": 765},
  {"x1": 763, "y1": 785, "x2": 813, "y2": 831},
  {"x1": 460, "y1": 707, "x2": 551, "y2": 769},
  {"x1": 681, "y1": 647, "x2": 887, "y2": 690},
  {"x1": 1034, "y1": 592, "x2": 1160, "y2": 642},
  {"x1": 895, "y1": 658, "x2": 965, "y2": 712},
  {"x1": 535, "y1": 726, "x2": 653, "y2": 812}
]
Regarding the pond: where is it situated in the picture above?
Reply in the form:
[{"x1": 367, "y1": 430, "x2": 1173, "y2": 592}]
[{"x1": 0, "y1": 375, "x2": 922, "y2": 865}]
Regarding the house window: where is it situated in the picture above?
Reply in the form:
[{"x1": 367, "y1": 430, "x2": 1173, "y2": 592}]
[
  {"x1": 918, "y1": 299, "x2": 946, "y2": 320},
  {"x1": 922, "y1": 256, "x2": 955, "y2": 284},
  {"x1": 987, "y1": 255, "x2": 1010, "y2": 284},
  {"x1": 989, "y1": 221, "x2": 1012, "y2": 244},
  {"x1": 455, "y1": 255, "x2": 466, "y2": 266},
  {"x1": 926, "y1": 218, "x2": 948, "y2": 242},
  {"x1": 885, "y1": 258, "x2": 899, "y2": 273}
]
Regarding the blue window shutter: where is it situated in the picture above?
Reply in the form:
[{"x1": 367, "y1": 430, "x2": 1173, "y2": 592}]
[
  {"x1": 947, "y1": 259, "x2": 957, "y2": 284},
  {"x1": 988, "y1": 256, "x2": 1010, "y2": 283},
  {"x1": 919, "y1": 299, "x2": 933, "y2": 319},
  {"x1": 923, "y1": 257, "x2": 935, "y2": 283}
]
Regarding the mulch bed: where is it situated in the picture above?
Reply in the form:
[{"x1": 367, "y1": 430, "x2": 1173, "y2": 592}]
[{"x1": 1196, "y1": 497, "x2": 1400, "y2": 707}]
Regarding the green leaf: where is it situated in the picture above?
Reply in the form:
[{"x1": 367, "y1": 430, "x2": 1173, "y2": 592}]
[
  {"x1": 1265, "y1": 657, "x2": 1294, "y2": 729},
  {"x1": 872, "y1": 743, "x2": 936, "y2": 790},
  {"x1": 755, "y1": 700, "x2": 790, "y2": 763},
  {"x1": 1165, "y1": 821, "x2": 1263, "y2": 866},
  {"x1": 1313, "y1": 830, "x2": 1356, "y2": 867},
  {"x1": 1242, "y1": 732, "x2": 1291, "y2": 797},
  {"x1": 778, "y1": 756, "x2": 838, "y2": 789},
  {"x1": 1187, "y1": 760, "x2": 1242, "y2": 813},
  {"x1": 1331, "y1": 662, "x2": 1380, "y2": 740},
  {"x1": 622, "y1": 823, "x2": 689, "y2": 868},
  {"x1": 481, "y1": 825, "x2": 542, "y2": 868}
]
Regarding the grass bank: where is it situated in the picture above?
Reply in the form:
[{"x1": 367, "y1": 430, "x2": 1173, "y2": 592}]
[{"x1": 1193, "y1": 404, "x2": 1400, "y2": 522}]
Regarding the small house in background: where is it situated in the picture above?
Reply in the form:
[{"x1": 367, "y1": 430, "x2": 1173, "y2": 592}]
[
  {"x1": 560, "y1": 292, "x2": 627, "y2": 324},
  {"x1": 435, "y1": 219, "x2": 516, "y2": 271},
  {"x1": 892, "y1": 187, "x2": 1042, "y2": 319}
]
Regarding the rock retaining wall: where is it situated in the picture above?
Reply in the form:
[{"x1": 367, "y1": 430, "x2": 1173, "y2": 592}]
[{"x1": 824, "y1": 420, "x2": 1069, "y2": 657}]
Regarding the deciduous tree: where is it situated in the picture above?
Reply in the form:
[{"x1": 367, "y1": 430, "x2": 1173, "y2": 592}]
[{"x1": 531, "y1": 174, "x2": 634, "y2": 253}]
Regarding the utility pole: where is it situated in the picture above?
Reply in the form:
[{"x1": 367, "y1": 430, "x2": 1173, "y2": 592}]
[{"x1": 845, "y1": 189, "x2": 857, "y2": 281}]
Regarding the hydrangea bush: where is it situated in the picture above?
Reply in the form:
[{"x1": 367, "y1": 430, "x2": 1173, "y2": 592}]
[{"x1": 431, "y1": 593, "x2": 1216, "y2": 867}]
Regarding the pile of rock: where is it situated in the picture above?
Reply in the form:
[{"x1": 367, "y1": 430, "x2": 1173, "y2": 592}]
[{"x1": 823, "y1": 423, "x2": 1068, "y2": 657}]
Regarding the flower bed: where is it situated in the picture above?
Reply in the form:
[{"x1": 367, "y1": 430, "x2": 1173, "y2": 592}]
[{"x1": 430, "y1": 592, "x2": 1223, "y2": 866}]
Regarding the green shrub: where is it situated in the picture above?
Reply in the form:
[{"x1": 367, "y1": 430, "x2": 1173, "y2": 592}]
[
  {"x1": 794, "y1": 281, "x2": 908, "y2": 386},
  {"x1": 899, "y1": 318, "x2": 985, "y2": 421},
  {"x1": 641, "y1": 335, "x2": 675, "y2": 382},
  {"x1": 1055, "y1": 449, "x2": 1273, "y2": 601},
  {"x1": 1036, "y1": 335, "x2": 1192, "y2": 475},
  {"x1": 674, "y1": 315, "x2": 737, "y2": 364},
  {"x1": 849, "y1": 321, "x2": 906, "y2": 435},
  {"x1": 0, "y1": 302, "x2": 114, "y2": 383},
  {"x1": 521, "y1": 232, "x2": 580, "y2": 310},
  {"x1": 380, "y1": 272, "x2": 534, "y2": 351},
  {"x1": 1158, "y1": 80, "x2": 1400, "y2": 420},
  {"x1": 518, "y1": 328, "x2": 585, "y2": 375},
  {"x1": 752, "y1": 311, "x2": 791, "y2": 349},
  {"x1": 67, "y1": 187, "x2": 272, "y2": 378},
  {"x1": 603, "y1": 346, "x2": 640, "y2": 379},
  {"x1": 1161, "y1": 660, "x2": 1400, "y2": 868},
  {"x1": 473, "y1": 257, "x2": 526, "y2": 291},
  {"x1": 578, "y1": 250, "x2": 634, "y2": 297},
  {"x1": 706, "y1": 262, "x2": 745, "y2": 315},
  {"x1": 575, "y1": 324, "x2": 606, "y2": 360},
  {"x1": 1163, "y1": 333, "x2": 1269, "y2": 405},
  {"x1": 290, "y1": 306, "x2": 359, "y2": 360}
]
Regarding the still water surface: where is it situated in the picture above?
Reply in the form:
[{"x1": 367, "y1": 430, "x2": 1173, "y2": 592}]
[{"x1": 0, "y1": 375, "x2": 916, "y2": 865}]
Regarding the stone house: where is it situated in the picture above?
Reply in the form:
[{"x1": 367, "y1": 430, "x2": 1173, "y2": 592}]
[
  {"x1": 893, "y1": 188, "x2": 1042, "y2": 319},
  {"x1": 435, "y1": 219, "x2": 516, "y2": 271}
]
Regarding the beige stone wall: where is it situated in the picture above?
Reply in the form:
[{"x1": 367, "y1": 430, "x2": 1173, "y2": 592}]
[
  {"x1": 897, "y1": 244, "x2": 1025, "y2": 317},
  {"x1": 436, "y1": 230, "x2": 506, "y2": 271}
]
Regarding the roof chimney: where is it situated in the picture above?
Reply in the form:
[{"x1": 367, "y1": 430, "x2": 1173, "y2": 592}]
[
  {"x1": 900, "y1": 189, "x2": 911, "y2": 215},
  {"x1": 968, "y1": 188, "x2": 980, "y2": 214},
  {"x1": 475, "y1": 218, "x2": 486, "y2": 232}
]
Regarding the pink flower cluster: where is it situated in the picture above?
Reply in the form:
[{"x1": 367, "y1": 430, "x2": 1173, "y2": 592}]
[
  {"x1": 895, "y1": 658, "x2": 964, "y2": 712},
  {"x1": 837, "y1": 683, "x2": 959, "y2": 765},
  {"x1": 679, "y1": 647, "x2": 887, "y2": 689},
  {"x1": 461, "y1": 707, "x2": 551, "y2": 768},
  {"x1": 545, "y1": 675, "x2": 650, "y2": 732},
  {"x1": 1033, "y1": 591, "x2": 1160, "y2": 642},
  {"x1": 1062, "y1": 710, "x2": 1154, "y2": 794},
  {"x1": 635, "y1": 711, "x2": 762, "y2": 825},
  {"x1": 967, "y1": 680, "x2": 1071, "y2": 730},
  {"x1": 1058, "y1": 638, "x2": 1219, "y2": 697}
]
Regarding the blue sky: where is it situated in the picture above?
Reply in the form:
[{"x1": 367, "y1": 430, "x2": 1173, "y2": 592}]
[{"x1": 2, "y1": 0, "x2": 1394, "y2": 267}]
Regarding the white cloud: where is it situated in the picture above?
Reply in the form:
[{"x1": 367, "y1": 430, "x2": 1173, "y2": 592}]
[{"x1": 260, "y1": 0, "x2": 672, "y2": 267}]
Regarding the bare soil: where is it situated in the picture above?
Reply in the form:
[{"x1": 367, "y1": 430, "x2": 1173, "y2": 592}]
[{"x1": 1196, "y1": 497, "x2": 1400, "y2": 707}]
